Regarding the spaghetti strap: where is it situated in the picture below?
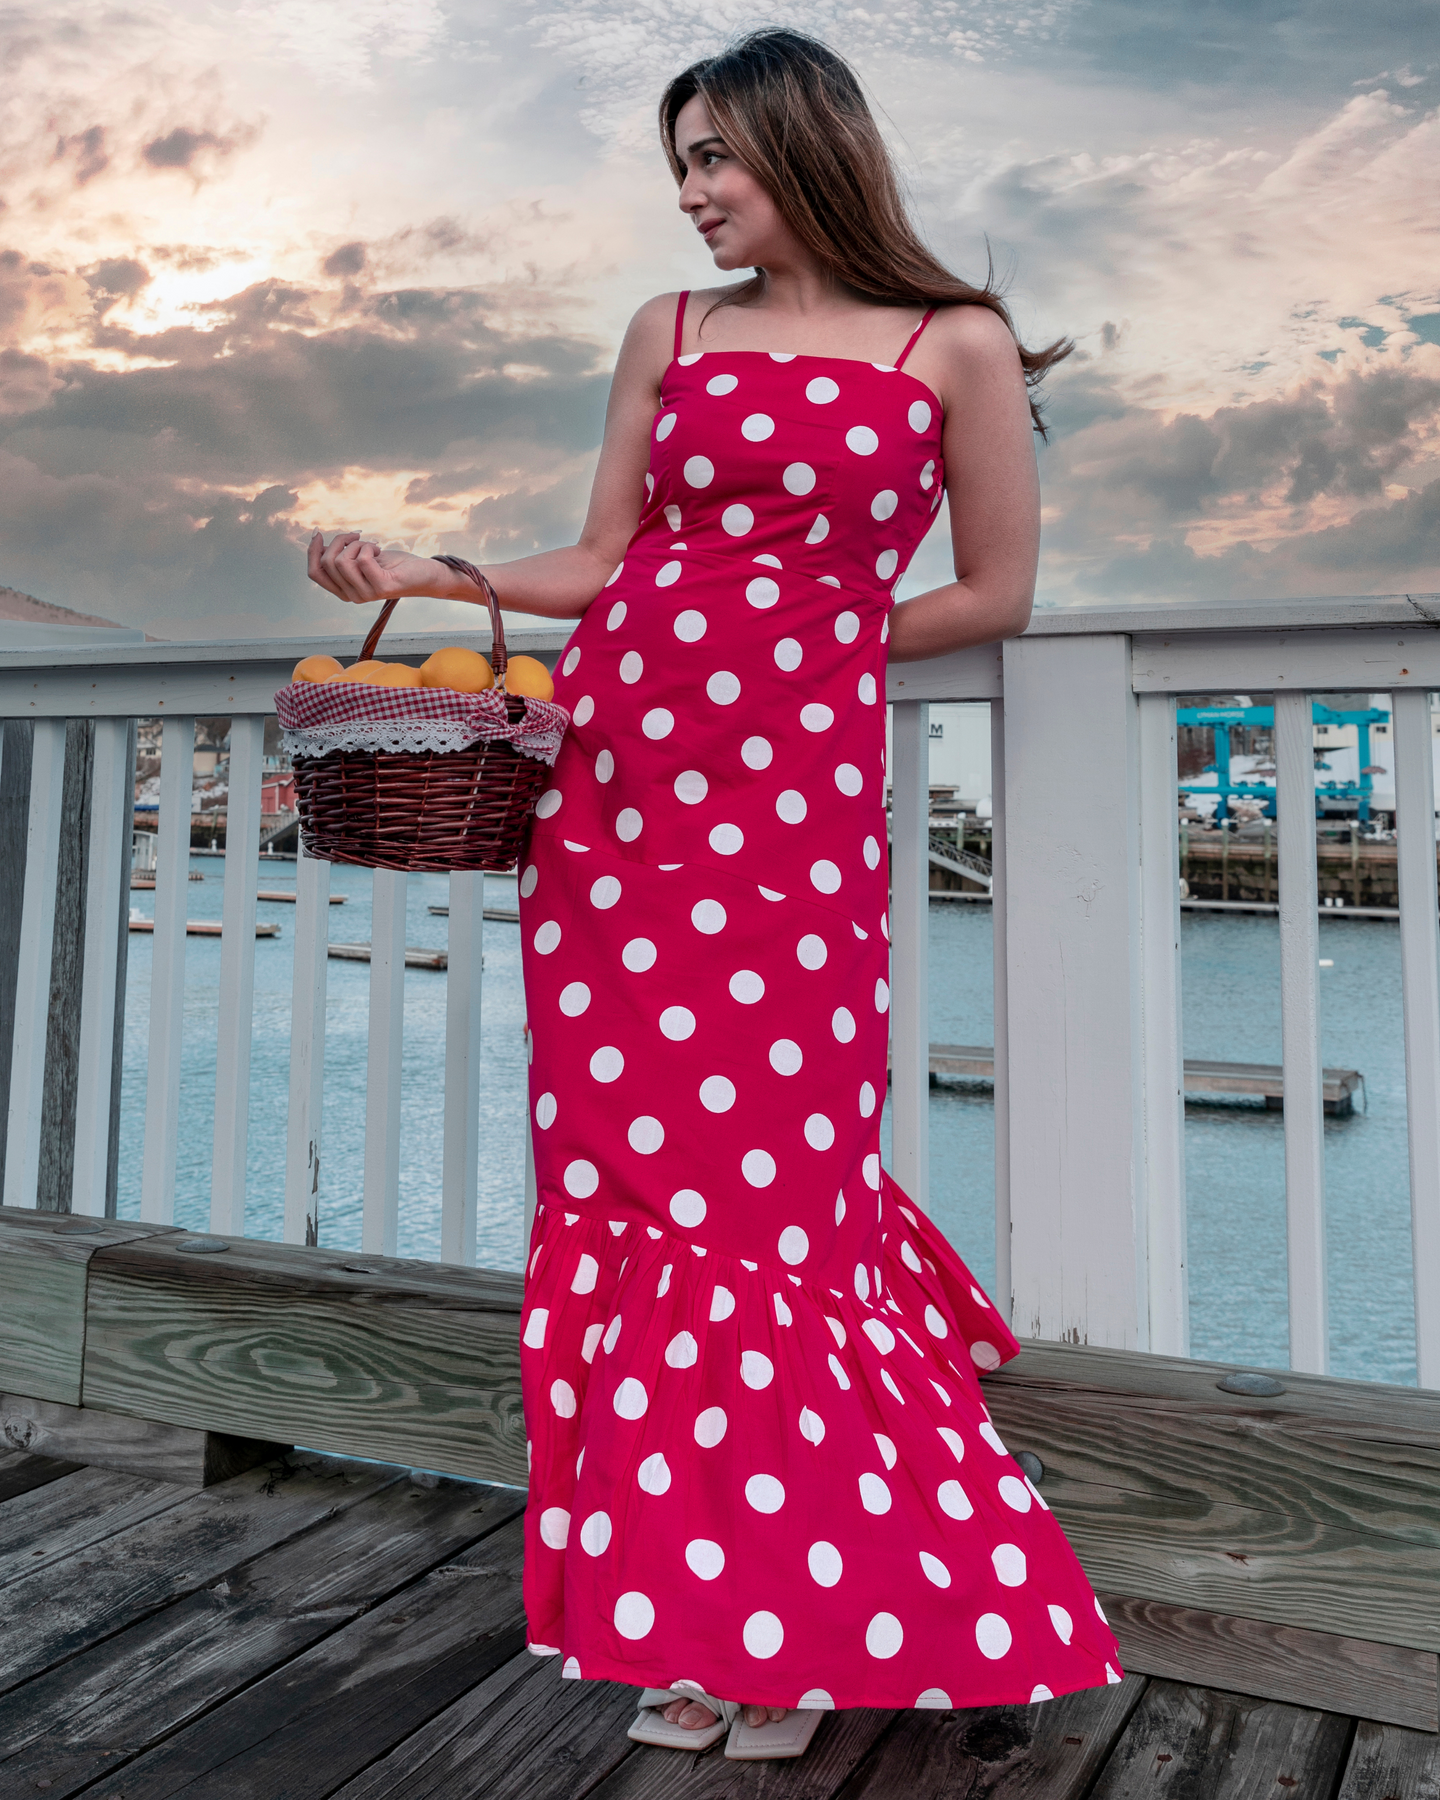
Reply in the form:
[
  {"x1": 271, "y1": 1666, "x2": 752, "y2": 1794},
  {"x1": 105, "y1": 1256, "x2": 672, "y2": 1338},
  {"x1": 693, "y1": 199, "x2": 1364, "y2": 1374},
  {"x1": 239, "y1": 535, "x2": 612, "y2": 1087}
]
[
  {"x1": 673, "y1": 290, "x2": 690, "y2": 361},
  {"x1": 895, "y1": 306, "x2": 937, "y2": 370}
]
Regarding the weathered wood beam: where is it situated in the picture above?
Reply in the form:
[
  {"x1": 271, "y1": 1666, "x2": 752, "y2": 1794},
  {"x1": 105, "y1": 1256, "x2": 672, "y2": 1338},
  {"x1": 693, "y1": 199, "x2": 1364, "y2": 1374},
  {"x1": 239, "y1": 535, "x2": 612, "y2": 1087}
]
[
  {"x1": 0, "y1": 1394, "x2": 285, "y2": 1488},
  {"x1": 0, "y1": 1208, "x2": 179, "y2": 1406},
  {"x1": 80, "y1": 1233, "x2": 526, "y2": 1486},
  {"x1": 986, "y1": 1342, "x2": 1440, "y2": 1659}
]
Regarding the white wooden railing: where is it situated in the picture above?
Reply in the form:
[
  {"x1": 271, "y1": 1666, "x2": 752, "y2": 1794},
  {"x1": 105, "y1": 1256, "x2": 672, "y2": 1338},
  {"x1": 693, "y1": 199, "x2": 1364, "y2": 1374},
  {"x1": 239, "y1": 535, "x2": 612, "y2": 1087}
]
[{"x1": 2, "y1": 593, "x2": 1439, "y2": 1387}]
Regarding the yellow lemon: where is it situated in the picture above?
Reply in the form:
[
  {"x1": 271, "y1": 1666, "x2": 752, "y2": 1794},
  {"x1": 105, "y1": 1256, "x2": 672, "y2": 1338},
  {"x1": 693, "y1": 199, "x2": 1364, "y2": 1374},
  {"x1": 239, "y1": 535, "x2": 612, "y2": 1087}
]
[
  {"x1": 373, "y1": 663, "x2": 424, "y2": 688},
  {"x1": 334, "y1": 660, "x2": 390, "y2": 684},
  {"x1": 292, "y1": 654, "x2": 345, "y2": 684},
  {"x1": 420, "y1": 646, "x2": 495, "y2": 693},
  {"x1": 503, "y1": 655, "x2": 555, "y2": 701}
]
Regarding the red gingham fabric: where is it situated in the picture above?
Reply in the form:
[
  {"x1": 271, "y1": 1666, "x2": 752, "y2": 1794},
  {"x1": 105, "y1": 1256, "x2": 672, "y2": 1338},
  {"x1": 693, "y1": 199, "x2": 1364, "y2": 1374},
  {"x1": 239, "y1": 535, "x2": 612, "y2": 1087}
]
[{"x1": 274, "y1": 678, "x2": 569, "y2": 765}]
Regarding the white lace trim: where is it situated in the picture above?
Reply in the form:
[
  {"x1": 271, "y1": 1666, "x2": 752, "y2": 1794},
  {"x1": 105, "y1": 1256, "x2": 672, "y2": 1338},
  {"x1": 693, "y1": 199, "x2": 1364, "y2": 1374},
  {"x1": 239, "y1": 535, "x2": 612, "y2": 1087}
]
[{"x1": 284, "y1": 722, "x2": 555, "y2": 762}]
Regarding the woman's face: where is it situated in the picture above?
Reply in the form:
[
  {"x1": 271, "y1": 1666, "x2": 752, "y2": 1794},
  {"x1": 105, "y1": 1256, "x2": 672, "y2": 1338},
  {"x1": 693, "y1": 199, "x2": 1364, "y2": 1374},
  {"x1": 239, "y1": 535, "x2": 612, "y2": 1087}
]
[{"x1": 673, "y1": 94, "x2": 788, "y2": 272}]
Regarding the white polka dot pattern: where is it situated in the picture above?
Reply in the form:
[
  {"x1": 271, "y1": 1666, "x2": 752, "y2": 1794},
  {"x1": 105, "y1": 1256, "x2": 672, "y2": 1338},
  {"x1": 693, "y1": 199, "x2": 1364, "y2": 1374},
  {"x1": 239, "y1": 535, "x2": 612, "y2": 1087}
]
[{"x1": 518, "y1": 350, "x2": 1114, "y2": 1714}]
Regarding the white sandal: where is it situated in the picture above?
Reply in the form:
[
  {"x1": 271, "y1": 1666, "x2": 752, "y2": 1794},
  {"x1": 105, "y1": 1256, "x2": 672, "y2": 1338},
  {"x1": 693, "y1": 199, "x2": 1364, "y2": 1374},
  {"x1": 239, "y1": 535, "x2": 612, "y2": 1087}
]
[
  {"x1": 725, "y1": 1708, "x2": 824, "y2": 1761},
  {"x1": 627, "y1": 1686, "x2": 737, "y2": 1752}
]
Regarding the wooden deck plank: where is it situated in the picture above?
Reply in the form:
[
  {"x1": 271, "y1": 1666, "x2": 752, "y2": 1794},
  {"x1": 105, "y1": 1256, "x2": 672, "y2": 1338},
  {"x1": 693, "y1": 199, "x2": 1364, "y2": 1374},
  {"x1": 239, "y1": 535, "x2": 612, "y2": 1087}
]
[
  {"x1": 580, "y1": 1706, "x2": 896, "y2": 1799},
  {"x1": 1336, "y1": 1719, "x2": 1440, "y2": 1799},
  {"x1": 81, "y1": 1234, "x2": 526, "y2": 1486},
  {"x1": 1102, "y1": 1594, "x2": 1439, "y2": 1731},
  {"x1": 0, "y1": 1452, "x2": 394, "y2": 1695},
  {"x1": 836, "y1": 1672, "x2": 1147, "y2": 1798},
  {"x1": 330, "y1": 1650, "x2": 639, "y2": 1800},
  {"x1": 1087, "y1": 1679, "x2": 1354, "y2": 1799},
  {"x1": 0, "y1": 1472, "x2": 523, "y2": 1799},
  {"x1": 88, "y1": 1515, "x2": 530, "y2": 1797},
  {"x1": 0, "y1": 1447, "x2": 79, "y2": 1503},
  {"x1": 0, "y1": 1464, "x2": 189, "y2": 1592}
]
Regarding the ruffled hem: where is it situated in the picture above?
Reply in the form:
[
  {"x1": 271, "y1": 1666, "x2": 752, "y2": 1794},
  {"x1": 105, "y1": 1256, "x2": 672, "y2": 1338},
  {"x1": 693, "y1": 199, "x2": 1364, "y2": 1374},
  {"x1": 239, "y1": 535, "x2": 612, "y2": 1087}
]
[{"x1": 518, "y1": 1175, "x2": 1121, "y2": 1711}]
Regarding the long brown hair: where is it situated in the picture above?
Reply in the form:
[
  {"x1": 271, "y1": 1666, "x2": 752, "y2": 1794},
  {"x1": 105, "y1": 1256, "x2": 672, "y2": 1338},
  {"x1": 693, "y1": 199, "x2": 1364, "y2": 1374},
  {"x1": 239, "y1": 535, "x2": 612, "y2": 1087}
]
[{"x1": 660, "y1": 29, "x2": 1070, "y2": 436}]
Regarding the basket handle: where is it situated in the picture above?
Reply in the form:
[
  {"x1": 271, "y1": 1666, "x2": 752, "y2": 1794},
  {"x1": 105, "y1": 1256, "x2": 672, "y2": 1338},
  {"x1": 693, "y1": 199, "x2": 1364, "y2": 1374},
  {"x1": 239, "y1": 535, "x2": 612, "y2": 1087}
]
[{"x1": 356, "y1": 559, "x2": 508, "y2": 678}]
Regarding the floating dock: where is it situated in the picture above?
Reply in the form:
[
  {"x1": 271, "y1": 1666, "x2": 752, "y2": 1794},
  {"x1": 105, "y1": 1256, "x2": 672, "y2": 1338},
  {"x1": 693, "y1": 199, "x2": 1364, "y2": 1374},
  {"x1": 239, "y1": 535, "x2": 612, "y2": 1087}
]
[
  {"x1": 427, "y1": 904, "x2": 520, "y2": 923},
  {"x1": 127, "y1": 919, "x2": 280, "y2": 939},
  {"x1": 257, "y1": 891, "x2": 347, "y2": 904},
  {"x1": 327, "y1": 942, "x2": 447, "y2": 970},
  {"x1": 922, "y1": 1044, "x2": 1364, "y2": 1116}
]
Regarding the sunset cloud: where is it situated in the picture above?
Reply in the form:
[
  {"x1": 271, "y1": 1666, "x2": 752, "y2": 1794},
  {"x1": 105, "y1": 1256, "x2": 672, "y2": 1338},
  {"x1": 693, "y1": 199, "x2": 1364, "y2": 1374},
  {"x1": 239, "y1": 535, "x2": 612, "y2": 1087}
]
[{"x1": 0, "y1": 0, "x2": 1434, "y2": 636}]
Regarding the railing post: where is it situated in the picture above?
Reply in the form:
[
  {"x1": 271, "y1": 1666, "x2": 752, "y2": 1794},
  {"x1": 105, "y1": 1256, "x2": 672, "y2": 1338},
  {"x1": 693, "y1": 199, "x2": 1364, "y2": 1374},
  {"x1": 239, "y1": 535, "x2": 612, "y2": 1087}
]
[
  {"x1": 38, "y1": 720, "x2": 97, "y2": 1214},
  {"x1": 1392, "y1": 687, "x2": 1440, "y2": 1387},
  {"x1": 1138, "y1": 692, "x2": 1189, "y2": 1355},
  {"x1": 989, "y1": 699, "x2": 1011, "y2": 1322},
  {"x1": 210, "y1": 716, "x2": 264, "y2": 1236},
  {"x1": 441, "y1": 869, "x2": 483, "y2": 1266},
  {"x1": 141, "y1": 715, "x2": 195, "y2": 1224},
  {"x1": 363, "y1": 867, "x2": 407, "y2": 1255},
  {"x1": 3, "y1": 719, "x2": 67, "y2": 1209},
  {"x1": 1002, "y1": 634, "x2": 1147, "y2": 1349},
  {"x1": 1275, "y1": 689, "x2": 1328, "y2": 1373},
  {"x1": 71, "y1": 718, "x2": 132, "y2": 1216},
  {"x1": 284, "y1": 838, "x2": 330, "y2": 1246},
  {"x1": 889, "y1": 698, "x2": 930, "y2": 1211}
]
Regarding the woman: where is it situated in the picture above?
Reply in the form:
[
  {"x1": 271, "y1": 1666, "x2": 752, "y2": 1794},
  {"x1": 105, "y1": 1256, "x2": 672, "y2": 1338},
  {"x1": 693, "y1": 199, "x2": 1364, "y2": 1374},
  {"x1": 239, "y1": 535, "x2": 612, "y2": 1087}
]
[{"x1": 310, "y1": 26, "x2": 1120, "y2": 1762}]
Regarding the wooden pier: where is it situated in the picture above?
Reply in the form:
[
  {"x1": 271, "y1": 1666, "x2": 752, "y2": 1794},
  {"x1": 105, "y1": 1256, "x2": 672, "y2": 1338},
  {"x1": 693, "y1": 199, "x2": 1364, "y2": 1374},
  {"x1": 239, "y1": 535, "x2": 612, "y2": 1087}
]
[
  {"x1": 2, "y1": 1207, "x2": 1439, "y2": 1796},
  {"x1": 0, "y1": 1439, "x2": 1433, "y2": 1798},
  {"x1": 923, "y1": 1045, "x2": 1366, "y2": 1115}
]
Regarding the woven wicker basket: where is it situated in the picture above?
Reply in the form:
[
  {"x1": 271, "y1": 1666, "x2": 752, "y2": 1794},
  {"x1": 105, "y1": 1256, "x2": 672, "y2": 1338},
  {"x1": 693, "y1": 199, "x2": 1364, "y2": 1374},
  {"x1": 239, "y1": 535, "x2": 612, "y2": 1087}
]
[{"x1": 292, "y1": 558, "x2": 558, "y2": 873}]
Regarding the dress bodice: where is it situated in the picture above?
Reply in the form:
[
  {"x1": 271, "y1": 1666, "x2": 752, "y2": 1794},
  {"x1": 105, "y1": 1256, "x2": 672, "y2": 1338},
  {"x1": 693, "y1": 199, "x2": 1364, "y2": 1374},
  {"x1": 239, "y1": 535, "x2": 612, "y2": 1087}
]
[
  {"x1": 631, "y1": 352, "x2": 945, "y2": 602},
  {"x1": 541, "y1": 352, "x2": 946, "y2": 911}
]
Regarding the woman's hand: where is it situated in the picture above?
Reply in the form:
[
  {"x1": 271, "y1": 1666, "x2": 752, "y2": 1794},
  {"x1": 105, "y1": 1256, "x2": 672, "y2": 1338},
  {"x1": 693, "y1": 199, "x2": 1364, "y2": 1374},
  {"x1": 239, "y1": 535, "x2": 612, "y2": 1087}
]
[{"x1": 307, "y1": 531, "x2": 457, "y2": 605}]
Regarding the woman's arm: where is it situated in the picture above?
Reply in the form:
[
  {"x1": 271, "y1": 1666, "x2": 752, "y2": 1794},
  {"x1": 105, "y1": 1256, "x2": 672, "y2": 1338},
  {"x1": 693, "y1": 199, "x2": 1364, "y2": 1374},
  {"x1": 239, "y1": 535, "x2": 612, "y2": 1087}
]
[
  {"x1": 886, "y1": 305, "x2": 1040, "y2": 663},
  {"x1": 307, "y1": 294, "x2": 680, "y2": 617}
]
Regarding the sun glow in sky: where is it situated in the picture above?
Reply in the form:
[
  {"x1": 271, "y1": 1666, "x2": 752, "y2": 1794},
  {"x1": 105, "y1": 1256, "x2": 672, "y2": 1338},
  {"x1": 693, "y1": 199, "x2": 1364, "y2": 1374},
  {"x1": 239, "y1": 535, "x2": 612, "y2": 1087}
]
[{"x1": 0, "y1": 0, "x2": 1436, "y2": 638}]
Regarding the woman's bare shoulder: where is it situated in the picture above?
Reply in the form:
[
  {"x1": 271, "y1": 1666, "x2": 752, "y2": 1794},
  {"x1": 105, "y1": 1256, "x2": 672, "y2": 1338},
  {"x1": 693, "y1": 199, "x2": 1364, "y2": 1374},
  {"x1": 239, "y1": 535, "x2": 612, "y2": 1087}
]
[{"x1": 924, "y1": 301, "x2": 1021, "y2": 364}]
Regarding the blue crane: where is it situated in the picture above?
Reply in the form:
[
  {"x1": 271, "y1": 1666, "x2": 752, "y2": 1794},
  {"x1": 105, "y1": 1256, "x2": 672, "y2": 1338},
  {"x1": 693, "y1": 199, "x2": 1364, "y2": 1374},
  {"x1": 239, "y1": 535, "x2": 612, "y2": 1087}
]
[{"x1": 1177, "y1": 702, "x2": 1387, "y2": 823}]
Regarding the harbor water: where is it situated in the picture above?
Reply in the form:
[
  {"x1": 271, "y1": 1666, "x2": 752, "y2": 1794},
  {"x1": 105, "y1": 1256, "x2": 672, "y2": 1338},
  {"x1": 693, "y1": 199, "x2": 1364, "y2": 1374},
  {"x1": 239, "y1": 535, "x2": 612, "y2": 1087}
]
[{"x1": 120, "y1": 862, "x2": 1417, "y2": 1387}]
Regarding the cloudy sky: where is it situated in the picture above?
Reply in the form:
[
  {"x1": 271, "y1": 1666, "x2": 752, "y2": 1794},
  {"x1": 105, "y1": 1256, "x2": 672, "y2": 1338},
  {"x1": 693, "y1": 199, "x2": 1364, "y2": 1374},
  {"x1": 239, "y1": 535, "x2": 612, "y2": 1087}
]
[{"x1": 0, "y1": 0, "x2": 1436, "y2": 639}]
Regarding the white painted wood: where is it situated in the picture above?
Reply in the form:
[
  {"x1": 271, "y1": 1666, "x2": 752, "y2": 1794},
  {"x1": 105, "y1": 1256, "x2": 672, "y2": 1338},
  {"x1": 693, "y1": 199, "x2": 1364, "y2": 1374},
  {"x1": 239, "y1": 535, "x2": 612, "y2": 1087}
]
[
  {"x1": 284, "y1": 840, "x2": 330, "y2": 1246},
  {"x1": 1275, "y1": 689, "x2": 1329, "y2": 1374},
  {"x1": 209, "y1": 717, "x2": 264, "y2": 1236},
  {"x1": 0, "y1": 628, "x2": 572, "y2": 719},
  {"x1": 1035, "y1": 593, "x2": 1435, "y2": 638},
  {"x1": 140, "y1": 715, "x2": 195, "y2": 1224},
  {"x1": 71, "y1": 719, "x2": 131, "y2": 1216},
  {"x1": 1138, "y1": 692, "x2": 1189, "y2": 1356},
  {"x1": 889, "y1": 700, "x2": 930, "y2": 1211},
  {"x1": 1002, "y1": 634, "x2": 1147, "y2": 1350},
  {"x1": 441, "y1": 870, "x2": 483, "y2": 1267},
  {"x1": 3, "y1": 720, "x2": 67, "y2": 1209},
  {"x1": 362, "y1": 867, "x2": 407, "y2": 1255},
  {"x1": 1132, "y1": 629, "x2": 1440, "y2": 695},
  {"x1": 886, "y1": 643, "x2": 1003, "y2": 702},
  {"x1": 989, "y1": 699, "x2": 1012, "y2": 1323},
  {"x1": 1392, "y1": 687, "x2": 1440, "y2": 1388}
]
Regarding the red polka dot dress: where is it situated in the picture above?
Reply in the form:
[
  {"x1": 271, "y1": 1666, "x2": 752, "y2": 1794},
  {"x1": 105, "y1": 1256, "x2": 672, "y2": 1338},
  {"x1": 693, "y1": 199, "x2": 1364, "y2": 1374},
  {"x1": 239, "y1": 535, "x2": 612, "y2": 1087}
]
[{"x1": 517, "y1": 296, "x2": 1122, "y2": 1713}]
